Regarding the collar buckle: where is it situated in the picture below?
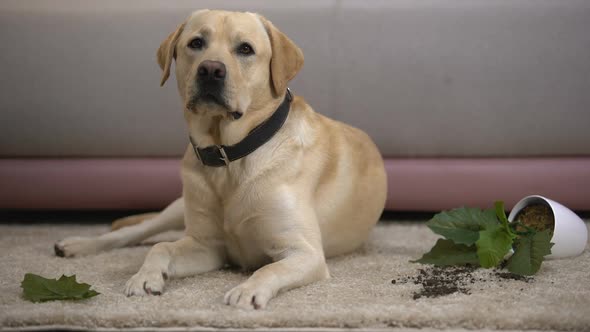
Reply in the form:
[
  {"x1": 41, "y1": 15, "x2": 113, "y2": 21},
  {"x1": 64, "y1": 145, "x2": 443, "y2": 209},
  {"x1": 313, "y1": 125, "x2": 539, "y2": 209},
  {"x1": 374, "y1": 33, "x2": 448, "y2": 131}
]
[
  {"x1": 217, "y1": 145, "x2": 230, "y2": 166},
  {"x1": 189, "y1": 136, "x2": 203, "y2": 164}
]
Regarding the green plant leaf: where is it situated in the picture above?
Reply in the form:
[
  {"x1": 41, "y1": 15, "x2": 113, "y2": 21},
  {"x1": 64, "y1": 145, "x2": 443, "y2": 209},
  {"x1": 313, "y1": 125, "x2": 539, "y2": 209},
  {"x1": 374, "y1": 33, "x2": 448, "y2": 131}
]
[
  {"x1": 476, "y1": 224, "x2": 514, "y2": 268},
  {"x1": 426, "y1": 207, "x2": 499, "y2": 245},
  {"x1": 21, "y1": 273, "x2": 100, "y2": 302},
  {"x1": 495, "y1": 201, "x2": 518, "y2": 239},
  {"x1": 412, "y1": 239, "x2": 480, "y2": 266},
  {"x1": 494, "y1": 201, "x2": 508, "y2": 228},
  {"x1": 507, "y1": 230, "x2": 554, "y2": 276}
]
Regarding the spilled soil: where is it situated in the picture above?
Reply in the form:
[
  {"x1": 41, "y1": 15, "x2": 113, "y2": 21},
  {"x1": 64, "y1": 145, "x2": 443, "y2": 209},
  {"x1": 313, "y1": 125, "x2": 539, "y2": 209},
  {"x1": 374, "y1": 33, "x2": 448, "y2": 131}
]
[{"x1": 391, "y1": 265, "x2": 533, "y2": 300}]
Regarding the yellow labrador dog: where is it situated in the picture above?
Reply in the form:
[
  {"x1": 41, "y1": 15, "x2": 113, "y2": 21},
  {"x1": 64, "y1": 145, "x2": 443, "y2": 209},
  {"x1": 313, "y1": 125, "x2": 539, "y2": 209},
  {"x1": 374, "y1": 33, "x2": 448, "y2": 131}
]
[{"x1": 55, "y1": 9, "x2": 386, "y2": 310}]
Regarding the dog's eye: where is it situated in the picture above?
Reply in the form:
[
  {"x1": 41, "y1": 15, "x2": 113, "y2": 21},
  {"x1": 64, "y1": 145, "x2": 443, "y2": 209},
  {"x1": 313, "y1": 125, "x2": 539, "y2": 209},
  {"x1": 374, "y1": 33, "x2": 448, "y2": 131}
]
[
  {"x1": 188, "y1": 37, "x2": 204, "y2": 50},
  {"x1": 237, "y1": 43, "x2": 254, "y2": 56}
]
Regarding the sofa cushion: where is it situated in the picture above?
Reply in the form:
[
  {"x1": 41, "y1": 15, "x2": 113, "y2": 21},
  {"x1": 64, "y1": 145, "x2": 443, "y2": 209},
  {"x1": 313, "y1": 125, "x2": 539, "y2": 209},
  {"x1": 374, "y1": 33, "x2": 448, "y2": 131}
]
[{"x1": 1, "y1": 0, "x2": 589, "y2": 158}]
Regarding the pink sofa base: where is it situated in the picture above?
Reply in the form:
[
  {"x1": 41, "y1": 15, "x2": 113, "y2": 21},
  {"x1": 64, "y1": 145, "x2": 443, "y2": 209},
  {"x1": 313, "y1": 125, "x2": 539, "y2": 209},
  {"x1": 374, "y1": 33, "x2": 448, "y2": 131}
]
[{"x1": 1, "y1": 158, "x2": 589, "y2": 211}]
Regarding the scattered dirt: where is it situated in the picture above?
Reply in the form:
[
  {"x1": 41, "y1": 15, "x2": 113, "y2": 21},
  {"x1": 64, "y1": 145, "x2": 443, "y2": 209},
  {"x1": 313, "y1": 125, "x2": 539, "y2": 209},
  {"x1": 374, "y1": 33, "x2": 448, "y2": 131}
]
[
  {"x1": 391, "y1": 265, "x2": 533, "y2": 300},
  {"x1": 495, "y1": 272, "x2": 532, "y2": 282},
  {"x1": 514, "y1": 204, "x2": 554, "y2": 235}
]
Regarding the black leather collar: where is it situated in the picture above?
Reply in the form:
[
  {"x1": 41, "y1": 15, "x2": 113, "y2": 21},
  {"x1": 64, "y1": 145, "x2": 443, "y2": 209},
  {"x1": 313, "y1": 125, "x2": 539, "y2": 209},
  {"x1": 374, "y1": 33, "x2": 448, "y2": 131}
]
[{"x1": 189, "y1": 89, "x2": 292, "y2": 167}]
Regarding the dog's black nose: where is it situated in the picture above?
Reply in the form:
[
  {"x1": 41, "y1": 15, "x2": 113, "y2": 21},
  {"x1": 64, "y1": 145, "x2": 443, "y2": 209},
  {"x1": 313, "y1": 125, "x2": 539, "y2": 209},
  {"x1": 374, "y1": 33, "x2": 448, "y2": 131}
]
[{"x1": 197, "y1": 60, "x2": 226, "y2": 81}]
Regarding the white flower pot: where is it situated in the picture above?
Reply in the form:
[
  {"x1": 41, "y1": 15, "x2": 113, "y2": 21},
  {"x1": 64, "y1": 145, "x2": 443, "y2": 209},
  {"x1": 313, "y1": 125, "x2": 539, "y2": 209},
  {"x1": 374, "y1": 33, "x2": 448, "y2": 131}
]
[{"x1": 508, "y1": 195, "x2": 588, "y2": 259}]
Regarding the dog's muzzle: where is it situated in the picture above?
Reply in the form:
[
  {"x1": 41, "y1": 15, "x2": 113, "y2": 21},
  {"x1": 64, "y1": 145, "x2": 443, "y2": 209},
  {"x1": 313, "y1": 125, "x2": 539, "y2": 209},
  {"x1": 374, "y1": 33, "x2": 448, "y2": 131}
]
[
  {"x1": 188, "y1": 60, "x2": 241, "y2": 119},
  {"x1": 197, "y1": 60, "x2": 226, "y2": 102}
]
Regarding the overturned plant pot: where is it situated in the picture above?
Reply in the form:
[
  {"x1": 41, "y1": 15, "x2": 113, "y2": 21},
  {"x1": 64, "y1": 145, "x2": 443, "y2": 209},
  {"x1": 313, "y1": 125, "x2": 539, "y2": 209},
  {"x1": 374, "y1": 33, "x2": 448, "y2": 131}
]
[{"x1": 508, "y1": 195, "x2": 588, "y2": 259}]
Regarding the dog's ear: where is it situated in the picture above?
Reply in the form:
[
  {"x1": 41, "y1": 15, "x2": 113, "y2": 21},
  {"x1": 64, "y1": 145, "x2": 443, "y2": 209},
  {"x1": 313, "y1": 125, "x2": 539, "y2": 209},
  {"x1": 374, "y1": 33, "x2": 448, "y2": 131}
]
[
  {"x1": 259, "y1": 15, "x2": 304, "y2": 97},
  {"x1": 157, "y1": 23, "x2": 185, "y2": 86}
]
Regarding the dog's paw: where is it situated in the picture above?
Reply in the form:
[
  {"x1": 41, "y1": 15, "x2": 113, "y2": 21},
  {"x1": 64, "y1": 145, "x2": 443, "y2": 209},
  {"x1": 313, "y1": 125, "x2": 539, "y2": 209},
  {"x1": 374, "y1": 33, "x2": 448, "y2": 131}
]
[
  {"x1": 124, "y1": 269, "x2": 166, "y2": 297},
  {"x1": 224, "y1": 281, "x2": 273, "y2": 310},
  {"x1": 54, "y1": 236, "x2": 102, "y2": 257}
]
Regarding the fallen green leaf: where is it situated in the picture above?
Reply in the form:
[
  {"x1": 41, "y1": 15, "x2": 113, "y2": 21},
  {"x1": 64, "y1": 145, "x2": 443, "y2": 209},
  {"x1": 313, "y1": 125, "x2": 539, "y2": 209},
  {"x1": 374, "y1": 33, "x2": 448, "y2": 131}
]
[
  {"x1": 412, "y1": 239, "x2": 480, "y2": 266},
  {"x1": 507, "y1": 230, "x2": 554, "y2": 276},
  {"x1": 426, "y1": 207, "x2": 498, "y2": 245},
  {"x1": 21, "y1": 273, "x2": 100, "y2": 302}
]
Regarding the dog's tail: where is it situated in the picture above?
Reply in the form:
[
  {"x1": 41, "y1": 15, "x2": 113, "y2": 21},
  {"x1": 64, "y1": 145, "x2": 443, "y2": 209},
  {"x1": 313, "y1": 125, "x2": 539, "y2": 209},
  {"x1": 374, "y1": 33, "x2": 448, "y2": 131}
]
[{"x1": 111, "y1": 212, "x2": 159, "y2": 231}]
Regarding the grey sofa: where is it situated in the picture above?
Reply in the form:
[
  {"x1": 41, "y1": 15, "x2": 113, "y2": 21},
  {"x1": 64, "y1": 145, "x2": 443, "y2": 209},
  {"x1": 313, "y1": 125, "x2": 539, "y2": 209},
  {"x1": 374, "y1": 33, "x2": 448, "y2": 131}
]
[{"x1": 1, "y1": 0, "x2": 589, "y2": 211}]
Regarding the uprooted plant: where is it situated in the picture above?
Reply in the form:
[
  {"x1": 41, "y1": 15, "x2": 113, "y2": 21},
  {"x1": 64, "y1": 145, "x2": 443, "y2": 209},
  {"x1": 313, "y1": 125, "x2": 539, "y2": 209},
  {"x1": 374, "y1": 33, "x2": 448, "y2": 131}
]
[{"x1": 413, "y1": 201, "x2": 554, "y2": 276}]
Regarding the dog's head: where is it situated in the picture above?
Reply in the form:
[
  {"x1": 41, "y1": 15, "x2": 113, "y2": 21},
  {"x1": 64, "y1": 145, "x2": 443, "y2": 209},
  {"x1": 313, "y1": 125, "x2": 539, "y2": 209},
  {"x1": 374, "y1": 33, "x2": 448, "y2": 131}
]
[{"x1": 157, "y1": 10, "x2": 303, "y2": 119}]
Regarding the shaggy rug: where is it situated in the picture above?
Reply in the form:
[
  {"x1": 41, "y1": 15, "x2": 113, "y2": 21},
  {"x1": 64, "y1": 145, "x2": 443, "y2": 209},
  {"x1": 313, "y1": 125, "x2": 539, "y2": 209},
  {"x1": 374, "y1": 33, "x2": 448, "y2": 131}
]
[{"x1": 0, "y1": 222, "x2": 588, "y2": 331}]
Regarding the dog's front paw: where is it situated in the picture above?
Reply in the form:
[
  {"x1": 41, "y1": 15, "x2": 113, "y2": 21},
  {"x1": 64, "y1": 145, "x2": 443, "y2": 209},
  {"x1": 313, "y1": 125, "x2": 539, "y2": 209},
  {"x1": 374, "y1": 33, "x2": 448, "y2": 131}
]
[
  {"x1": 124, "y1": 269, "x2": 166, "y2": 297},
  {"x1": 54, "y1": 237, "x2": 102, "y2": 257},
  {"x1": 224, "y1": 282, "x2": 273, "y2": 310}
]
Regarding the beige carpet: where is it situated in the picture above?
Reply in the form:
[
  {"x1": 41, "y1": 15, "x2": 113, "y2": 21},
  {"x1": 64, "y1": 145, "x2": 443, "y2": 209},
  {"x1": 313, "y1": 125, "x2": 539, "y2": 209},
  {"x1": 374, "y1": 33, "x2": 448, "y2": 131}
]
[{"x1": 1, "y1": 222, "x2": 589, "y2": 331}]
